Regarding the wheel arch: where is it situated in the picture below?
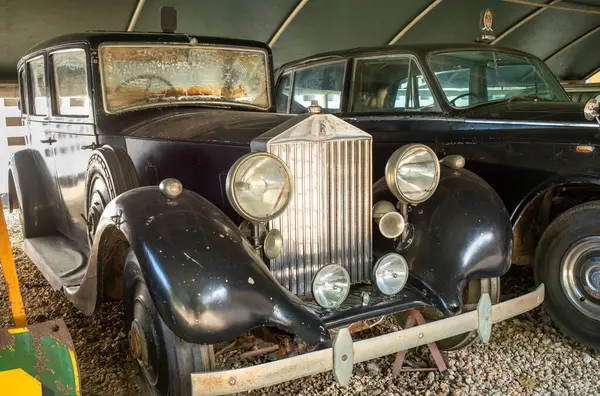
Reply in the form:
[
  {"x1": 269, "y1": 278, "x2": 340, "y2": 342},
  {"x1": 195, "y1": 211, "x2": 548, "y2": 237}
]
[
  {"x1": 66, "y1": 186, "x2": 329, "y2": 346},
  {"x1": 7, "y1": 148, "x2": 56, "y2": 237},
  {"x1": 511, "y1": 173, "x2": 600, "y2": 266}
]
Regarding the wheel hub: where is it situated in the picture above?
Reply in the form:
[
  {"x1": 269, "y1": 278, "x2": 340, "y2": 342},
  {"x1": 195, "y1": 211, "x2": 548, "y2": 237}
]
[
  {"x1": 561, "y1": 236, "x2": 600, "y2": 320},
  {"x1": 129, "y1": 320, "x2": 148, "y2": 364},
  {"x1": 584, "y1": 262, "x2": 600, "y2": 293}
]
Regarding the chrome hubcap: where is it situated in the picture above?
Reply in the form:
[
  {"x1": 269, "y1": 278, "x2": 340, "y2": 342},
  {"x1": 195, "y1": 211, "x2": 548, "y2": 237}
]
[{"x1": 561, "y1": 236, "x2": 600, "y2": 320}]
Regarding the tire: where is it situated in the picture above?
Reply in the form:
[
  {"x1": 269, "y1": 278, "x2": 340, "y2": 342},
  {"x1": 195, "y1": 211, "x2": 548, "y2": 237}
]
[
  {"x1": 393, "y1": 278, "x2": 500, "y2": 351},
  {"x1": 84, "y1": 146, "x2": 138, "y2": 242},
  {"x1": 534, "y1": 201, "x2": 600, "y2": 350},
  {"x1": 123, "y1": 249, "x2": 215, "y2": 395}
]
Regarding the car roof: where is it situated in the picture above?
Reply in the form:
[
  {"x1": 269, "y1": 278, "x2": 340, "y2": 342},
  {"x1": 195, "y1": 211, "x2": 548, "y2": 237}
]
[
  {"x1": 20, "y1": 31, "x2": 271, "y2": 65},
  {"x1": 278, "y1": 42, "x2": 540, "y2": 71}
]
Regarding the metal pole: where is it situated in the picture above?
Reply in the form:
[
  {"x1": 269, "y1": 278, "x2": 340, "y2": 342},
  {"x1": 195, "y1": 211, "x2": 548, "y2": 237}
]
[
  {"x1": 501, "y1": 0, "x2": 600, "y2": 15},
  {"x1": 545, "y1": 25, "x2": 600, "y2": 62},
  {"x1": 388, "y1": 0, "x2": 443, "y2": 45},
  {"x1": 268, "y1": 0, "x2": 309, "y2": 48},
  {"x1": 492, "y1": 0, "x2": 562, "y2": 45},
  {"x1": 127, "y1": 0, "x2": 146, "y2": 32}
]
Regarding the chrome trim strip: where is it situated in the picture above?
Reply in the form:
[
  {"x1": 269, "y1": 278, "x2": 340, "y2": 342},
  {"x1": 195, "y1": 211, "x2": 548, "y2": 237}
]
[
  {"x1": 454, "y1": 118, "x2": 598, "y2": 128},
  {"x1": 191, "y1": 285, "x2": 545, "y2": 396}
]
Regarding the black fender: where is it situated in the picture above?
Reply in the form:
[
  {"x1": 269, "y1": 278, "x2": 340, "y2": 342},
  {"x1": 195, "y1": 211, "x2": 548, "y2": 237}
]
[
  {"x1": 73, "y1": 186, "x2": 329, "y2": 346},
  {"x1": 511, "y1": 169, "x2": 600, "y2": 225},
  {"x1": 7, "y1": 149, "x2": 56, "y2": 237},
  {"x1": 373, "y1": 166, "x2": 512, "y2": 315}
]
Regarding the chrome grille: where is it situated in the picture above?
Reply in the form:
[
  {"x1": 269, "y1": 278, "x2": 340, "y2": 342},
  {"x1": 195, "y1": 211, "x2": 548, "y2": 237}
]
[{"x1": 268, "y1": 138, "x2": 372, "y2": 295}]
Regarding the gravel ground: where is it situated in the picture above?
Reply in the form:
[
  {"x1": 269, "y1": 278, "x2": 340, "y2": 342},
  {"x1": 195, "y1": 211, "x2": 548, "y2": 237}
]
[{"x1": 1, "y1": 209, "x2": 600, "y2": 395}]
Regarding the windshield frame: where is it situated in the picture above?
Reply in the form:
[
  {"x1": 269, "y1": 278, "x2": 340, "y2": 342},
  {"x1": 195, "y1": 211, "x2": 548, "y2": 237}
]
[
  {"x1": 98, "y1": 42, "x2": 272, "y2": 114},
  {"x1": 426, "y1": 48, "x2": 570, "y2": 110}
]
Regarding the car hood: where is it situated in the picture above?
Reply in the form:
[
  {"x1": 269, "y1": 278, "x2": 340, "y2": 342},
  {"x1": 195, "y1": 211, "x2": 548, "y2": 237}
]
[
  {"x1": 120, "y1": 108, "x2": 294, "y2": 146},
  {"x1": 459, "y1": 101, "x2": 594, "y2": 124}
]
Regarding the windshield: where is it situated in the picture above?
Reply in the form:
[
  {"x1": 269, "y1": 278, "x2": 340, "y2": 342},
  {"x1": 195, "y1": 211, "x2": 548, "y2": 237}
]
[
  {"x1": 428, "y1": 50, "x2": 570, "y2": 108},
  {"x1": 100, "y1": 45, "x2": 269, "y2": 113}
]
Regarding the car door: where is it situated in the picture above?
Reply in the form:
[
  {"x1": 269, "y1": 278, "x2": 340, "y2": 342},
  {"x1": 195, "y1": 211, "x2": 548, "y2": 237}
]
[
  {"x1": 48, "y1": 47, "x2": 97, "y2": 250},
  {"x1": 341, "y1": 55, "x2": 449, "y2": 178},
  {"x1": 26, "y1": 55, "x2": 70, "y2": 237}
]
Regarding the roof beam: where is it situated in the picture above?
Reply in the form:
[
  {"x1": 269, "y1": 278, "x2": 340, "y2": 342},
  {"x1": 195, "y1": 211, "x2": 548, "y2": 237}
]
[
  {"x1": 501, "y1": 0, "x2": 600, "y2": 15},
  {"x1": 268, "y1": 0, "x2": 309, "y2": 48},
  {"x1": 545, "y1": 24, "x2": 600, "y2": 62},
  {"x1": 127, "y1": 0, "x2": 146, "y2": 31},
  {"x1": 388, "y1": 0, "x2": 443, "y2": 45},
  {"x1": 492, "y1": 0, "x2": 561, "y2": 45}
]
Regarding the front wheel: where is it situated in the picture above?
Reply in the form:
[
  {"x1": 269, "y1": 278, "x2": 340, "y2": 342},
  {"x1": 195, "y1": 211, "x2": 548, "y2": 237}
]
[
  {"x1": 123, "y1": 249, "x2": 215, "y2": 395},
  {"x1": 535, "y1": 201, "x2": 600, "y2": 350}
]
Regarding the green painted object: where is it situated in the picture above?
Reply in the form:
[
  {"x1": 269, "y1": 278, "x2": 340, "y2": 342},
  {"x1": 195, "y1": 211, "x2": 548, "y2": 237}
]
[{"x1": 0, "y1": 319, "x2": 79, "y2": 395}]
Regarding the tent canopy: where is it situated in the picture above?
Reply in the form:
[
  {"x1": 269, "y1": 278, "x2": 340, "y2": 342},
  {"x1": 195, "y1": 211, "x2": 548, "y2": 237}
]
[{"x1": 1, "y1": 0, "x2": 599, "y2": 81}]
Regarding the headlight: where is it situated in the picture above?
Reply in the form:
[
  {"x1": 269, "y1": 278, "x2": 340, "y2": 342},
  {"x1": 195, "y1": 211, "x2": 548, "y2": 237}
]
[
  {"x1": 385, "y1": 144, "x2": 440, "y2": 204},
  {"x1": 226, "y1": 152, "x2": 293, "y2": 222},
  {"x1": 312, "y1": 264, "x2": 350, "y2": 309},
  {"x1": 373, "y1": 253, "x2": 408, "y2": 295}
]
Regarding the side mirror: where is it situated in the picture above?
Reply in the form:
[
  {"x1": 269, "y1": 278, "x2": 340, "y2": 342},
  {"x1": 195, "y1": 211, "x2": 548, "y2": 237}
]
[{"x1": 584, "y1": 97, "x2": 600, "y2": 124}]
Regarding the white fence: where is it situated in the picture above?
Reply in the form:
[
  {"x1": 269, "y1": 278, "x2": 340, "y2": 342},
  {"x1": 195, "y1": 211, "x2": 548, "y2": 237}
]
[{"x1": 0, "y1": 83, "x2": 28, "y2": 207}]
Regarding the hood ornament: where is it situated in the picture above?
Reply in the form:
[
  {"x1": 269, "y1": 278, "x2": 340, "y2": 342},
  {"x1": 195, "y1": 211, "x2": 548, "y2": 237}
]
[{"x1": 475, "y1": 9, "x2": 496, "y2": 44}]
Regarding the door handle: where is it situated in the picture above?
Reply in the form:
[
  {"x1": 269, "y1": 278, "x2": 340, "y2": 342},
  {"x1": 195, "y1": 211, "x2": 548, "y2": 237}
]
[
  {"x1": 40, "y1": 138, "x2": 57, "y2": 144},
  {"x1": 81, "y1": 142, "x2": 99, "y2": 150}
]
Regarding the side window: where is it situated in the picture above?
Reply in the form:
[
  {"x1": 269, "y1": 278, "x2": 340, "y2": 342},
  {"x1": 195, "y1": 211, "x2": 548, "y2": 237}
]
[
  {"x1": 275, "y1": 73, "x2": 291, "y2": 113},
  {"x1": 18, "y1": 67, "x2": 28, "y2": 114},
  {"x1": 51, "y1": 50, "x2": 90, "y2": 116},
  {"x1": 352, "y1": 57, "x2": 434, "y2": 112},
  {"x1": 28, "y1": 57, "x2": 48, "y2": 116},
  {"x1": 291, "y1": 62, "x2": 345, "y2": 113}
]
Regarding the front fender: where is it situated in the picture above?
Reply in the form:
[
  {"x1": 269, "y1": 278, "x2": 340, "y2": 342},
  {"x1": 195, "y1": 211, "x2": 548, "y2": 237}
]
[
  {"x1": 94, "y1": 187, "x2": 328, "y2": 345},
  {"x1": 374, "y1": 166, "x2": 512, "y2": 315}
]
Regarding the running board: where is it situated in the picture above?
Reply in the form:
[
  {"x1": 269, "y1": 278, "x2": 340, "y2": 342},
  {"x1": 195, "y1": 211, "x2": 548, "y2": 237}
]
[{"x1": 23, "y1": 235, "x2": 87, "y2": 290}]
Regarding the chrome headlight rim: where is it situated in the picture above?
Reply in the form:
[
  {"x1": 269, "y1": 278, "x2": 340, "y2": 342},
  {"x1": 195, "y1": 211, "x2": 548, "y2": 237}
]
[
  {"x1": 311, "y1": 264, "x2": 351, "y2": 309},
  {"x1": 373, "y1": 253, "x2": 409, "y2": 296},
  {"x1": 385, "y1": 143, "x2": 440, "y2": 204},
  {"x1": 225, "y1": 152, "x2": 294, "y2": 223}
]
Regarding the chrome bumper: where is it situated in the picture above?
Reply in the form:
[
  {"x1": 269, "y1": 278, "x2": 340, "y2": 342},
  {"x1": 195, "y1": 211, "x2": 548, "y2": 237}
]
[{"x1": 191, "y1": 284, "x2": 545, "y2": 396}]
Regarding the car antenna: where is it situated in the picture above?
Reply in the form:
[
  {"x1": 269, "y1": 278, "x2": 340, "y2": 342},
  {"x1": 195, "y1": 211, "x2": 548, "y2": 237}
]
[
  {"x1": 161, "y1": 6, "x2": 177, "y2": 33},
  {"x1": 474, "y1": 8, "x2": 495, "y2": 44}
]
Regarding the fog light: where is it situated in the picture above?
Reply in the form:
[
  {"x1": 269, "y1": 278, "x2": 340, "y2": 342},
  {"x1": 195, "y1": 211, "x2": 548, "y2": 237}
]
[
  {"x1": 159, "y1": 178, "x2": 183, "y2": 199},
  {"x1": 264, "y1": 229, "x2": 283, "y2": 259},
  {"x1": 373, "y1": 253, "x2": 408, "y2": 295},
  {"x1": 379, "y1": 212, "x2": 405, "y2": 239},
  {"x1": 312, "y1": 264, "x2": 350, "y2": 309},
  {"x1": 373, "y1": 201, "x2": 405, "y2": 239}
]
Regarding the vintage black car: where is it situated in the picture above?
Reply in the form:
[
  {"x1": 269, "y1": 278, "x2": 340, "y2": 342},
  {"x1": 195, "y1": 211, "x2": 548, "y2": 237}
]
[
  {"x1": 275, "y1": 43, "x2": 600, "y2": 351},
  {"x1": 8, "y1": 32, "x2": 543, "y2": 395}
]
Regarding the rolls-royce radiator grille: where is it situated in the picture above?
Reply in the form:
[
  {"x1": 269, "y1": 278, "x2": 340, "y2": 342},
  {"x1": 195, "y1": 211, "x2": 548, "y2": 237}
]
[{"x1": 268, "y1": 138, "x2": 372, "y2": 295}]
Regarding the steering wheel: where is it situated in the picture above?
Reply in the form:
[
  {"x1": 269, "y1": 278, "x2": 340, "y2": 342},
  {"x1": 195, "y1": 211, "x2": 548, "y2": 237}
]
[
  {"x1": 450, "y1": 92, "x2": 481, "y2": 106},
  {"x1": 115, "y1": 74, "x2": 178, "y2": 99}
]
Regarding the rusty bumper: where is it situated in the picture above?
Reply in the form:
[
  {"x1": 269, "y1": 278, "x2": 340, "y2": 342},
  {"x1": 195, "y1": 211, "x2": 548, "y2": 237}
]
[{"x1": 191, "y1": 284, "x2": 545, "y2": 396}]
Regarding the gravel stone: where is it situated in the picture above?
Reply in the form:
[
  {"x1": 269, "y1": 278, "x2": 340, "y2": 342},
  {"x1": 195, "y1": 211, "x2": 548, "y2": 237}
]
[{"x1": 2, "y1": 210, "x2": 600, "y2": 395}]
